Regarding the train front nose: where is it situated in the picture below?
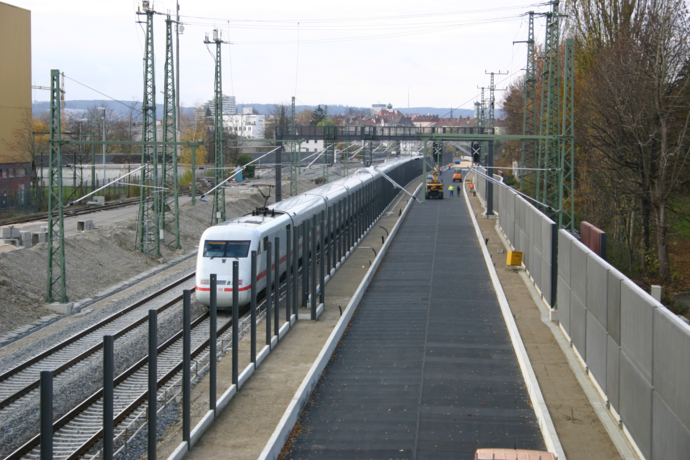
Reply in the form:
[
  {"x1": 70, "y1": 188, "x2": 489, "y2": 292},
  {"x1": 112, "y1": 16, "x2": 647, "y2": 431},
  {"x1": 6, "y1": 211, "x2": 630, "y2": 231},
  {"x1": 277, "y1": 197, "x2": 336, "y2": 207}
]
[{"x1": 196, "y1": 280, "x2": 250, "y2": 308}]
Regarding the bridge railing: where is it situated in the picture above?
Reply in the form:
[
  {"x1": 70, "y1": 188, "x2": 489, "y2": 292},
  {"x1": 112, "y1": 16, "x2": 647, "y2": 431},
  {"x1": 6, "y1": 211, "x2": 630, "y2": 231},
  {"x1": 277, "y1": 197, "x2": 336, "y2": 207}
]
[
  {"x1": 471, "y1": 172, "x2": 690, "y2": 460},
  {"x1": 275, "y1": 125, "x2": 482, "y2": 140}
]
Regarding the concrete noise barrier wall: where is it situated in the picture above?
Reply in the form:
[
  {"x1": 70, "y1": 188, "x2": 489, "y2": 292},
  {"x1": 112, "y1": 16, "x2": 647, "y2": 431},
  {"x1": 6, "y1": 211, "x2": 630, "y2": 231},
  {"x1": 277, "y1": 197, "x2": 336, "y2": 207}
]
[
  {"x1": 473, "y1": 171, "x2": 690, "y2": 457},
  {"x1": 473, "y1": 170, "x2": 557, "y2": 307},
  {"x1": 557, "y1": 229, "x2": 690, "y2": 459}
]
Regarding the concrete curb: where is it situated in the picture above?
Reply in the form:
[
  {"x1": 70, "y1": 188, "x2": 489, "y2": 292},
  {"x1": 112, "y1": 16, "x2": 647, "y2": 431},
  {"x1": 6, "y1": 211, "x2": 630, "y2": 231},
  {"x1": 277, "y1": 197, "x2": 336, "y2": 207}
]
[
  {"x1": 463, "y1": 180, "x2": 566, "y2": 460},
  {"x1": 257, "y1": 181, "x2": 423, "y2": 460}
]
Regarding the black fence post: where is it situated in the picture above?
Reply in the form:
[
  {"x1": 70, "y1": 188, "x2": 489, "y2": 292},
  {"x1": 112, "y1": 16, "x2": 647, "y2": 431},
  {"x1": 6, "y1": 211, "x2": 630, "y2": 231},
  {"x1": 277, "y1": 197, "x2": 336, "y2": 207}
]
[
  {"x1": 232, "y1": 261, "x2": 239, "y2": 385},
  {"x1": 320, "y1": 210, "x2": 325, "y2": 304},
  {"x1": 286, "y1": 226, "x2": 292, "y2": 322},
  {"x1": 250, "y1": 251, "x2": 257, "y2": 363},
  {"x1": 326, "y1": 207, "x2": 331, "y2": 273},
  {"x1": 148, "y1": 309, "x2": 157, "y2": 460},
  {"x1": 40, "y1": 371, "x2": 52, "y2": 460},
  {"x1": 292, "y1": 225, "x2": 299, "y2": 316},
  {"x1": 336, "y1": 200, "x2": 341, "y2": 265},
  {"x1": 209, "y1": 274, "x2": 217, "y2": 413},
  {"x1": 274, "y1": 237, "x2": 280, "y2": 337},
  {"x1": 183, "y1": 290, "x2": 191, "y2": 444},
  {"x1": 266, "y1": 240, "x2": 272, "y2": 345},
  {"x1": 302, "y1": 223, "x2": 308, "y2": 308},
  {"x1": 103, "y1": 335, "x2": 114, "y2": 460},
  {"x1": 311, "y1": 215, "x2": 318, "y2": 320}
]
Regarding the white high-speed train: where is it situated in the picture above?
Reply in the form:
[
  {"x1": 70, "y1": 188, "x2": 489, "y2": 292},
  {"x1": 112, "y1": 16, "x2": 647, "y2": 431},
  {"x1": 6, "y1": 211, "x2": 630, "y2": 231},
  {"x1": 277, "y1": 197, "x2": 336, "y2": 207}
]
[{"x1": 195, "y1": 156, "x2": 421, "y2": 308}]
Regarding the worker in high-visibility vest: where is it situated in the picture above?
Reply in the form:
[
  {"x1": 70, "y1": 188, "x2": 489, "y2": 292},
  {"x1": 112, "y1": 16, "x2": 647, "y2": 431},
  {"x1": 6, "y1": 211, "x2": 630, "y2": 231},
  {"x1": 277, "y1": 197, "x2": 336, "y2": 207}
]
[{"x1": 448, "y1": 185, "x2": 454, "y2": 197}]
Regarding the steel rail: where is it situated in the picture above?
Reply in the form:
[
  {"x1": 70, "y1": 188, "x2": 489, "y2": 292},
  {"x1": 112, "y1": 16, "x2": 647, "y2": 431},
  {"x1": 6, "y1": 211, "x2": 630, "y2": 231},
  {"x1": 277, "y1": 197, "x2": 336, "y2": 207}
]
[{"x1": 0, "y1": 274, "x2": 195, "y2": 410}]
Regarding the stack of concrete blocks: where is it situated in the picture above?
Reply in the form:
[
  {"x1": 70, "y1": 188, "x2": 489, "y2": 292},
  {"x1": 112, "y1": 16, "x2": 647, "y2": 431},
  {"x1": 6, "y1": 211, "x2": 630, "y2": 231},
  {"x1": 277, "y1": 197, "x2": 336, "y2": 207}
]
[
  {"x1": 77, "y1": 220, "x2": 94, "y2": 232},
  {"x1": 87, "y1": 196, "x2": 105, "y2": 206},
  {"x1": 0, "y1": 226, "x2": 20, "y2": 246},
  {"x1": 558, "y1": 229, "x2": 690, "y2": 459},
  {"x1": 19, "y1": 231, "x2": 32, "y2": 248}
]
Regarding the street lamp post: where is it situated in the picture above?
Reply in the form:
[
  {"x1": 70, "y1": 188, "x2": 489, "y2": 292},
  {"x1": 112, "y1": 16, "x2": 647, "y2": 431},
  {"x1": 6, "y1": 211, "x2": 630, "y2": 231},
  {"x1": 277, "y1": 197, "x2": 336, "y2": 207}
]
[{"x1": 98, "y1": 107, "x2": 106, "y2": 192}]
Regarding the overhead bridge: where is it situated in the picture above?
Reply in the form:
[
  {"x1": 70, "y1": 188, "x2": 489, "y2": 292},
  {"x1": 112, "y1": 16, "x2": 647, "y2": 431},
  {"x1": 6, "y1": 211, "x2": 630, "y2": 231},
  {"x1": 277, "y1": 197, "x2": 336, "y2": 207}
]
[{"x1": 275, "y1": 125, "x2": 557, "y2": 142}]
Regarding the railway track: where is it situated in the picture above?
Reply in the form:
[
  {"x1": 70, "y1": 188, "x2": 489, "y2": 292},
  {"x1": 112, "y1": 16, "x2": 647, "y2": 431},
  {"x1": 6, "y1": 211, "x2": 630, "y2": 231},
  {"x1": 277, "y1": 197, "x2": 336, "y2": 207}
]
[
  {"x1": 9, "y1": 308, "x2": 236, "y2": 460},
  {"x1": 0, "y1": 199, "x2": 142, "y2": 227},
  {"x1": 2, "y1": 252, "x2": 306, "y2": 459},
  {"x1": 0, "y1": 274, "x2": 195, "y2": 411}
]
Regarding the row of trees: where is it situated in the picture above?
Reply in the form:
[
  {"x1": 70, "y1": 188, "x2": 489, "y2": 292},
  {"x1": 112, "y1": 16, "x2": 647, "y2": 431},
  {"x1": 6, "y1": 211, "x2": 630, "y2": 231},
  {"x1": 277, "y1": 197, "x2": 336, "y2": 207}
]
[{"x1": 502, "y1": 0, "x2": 690, "y2": 291}]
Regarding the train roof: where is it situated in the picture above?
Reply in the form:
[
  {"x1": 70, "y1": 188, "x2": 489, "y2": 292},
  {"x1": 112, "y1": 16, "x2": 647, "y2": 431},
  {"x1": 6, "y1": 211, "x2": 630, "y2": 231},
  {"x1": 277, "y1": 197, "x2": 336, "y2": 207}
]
[{"x1": 218, "y1": 212, "x2": 288, "y2": 228}]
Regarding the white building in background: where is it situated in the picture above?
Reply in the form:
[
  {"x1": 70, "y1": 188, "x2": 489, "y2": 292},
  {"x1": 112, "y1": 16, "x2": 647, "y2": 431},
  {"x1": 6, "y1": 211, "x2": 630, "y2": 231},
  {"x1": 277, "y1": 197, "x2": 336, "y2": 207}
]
[
  {"x1": 208, "y1": 95, "x2": 237, "y2": 115},
  {"x1": 223, "y1": 106, "x2": 265, "y2": 139}
]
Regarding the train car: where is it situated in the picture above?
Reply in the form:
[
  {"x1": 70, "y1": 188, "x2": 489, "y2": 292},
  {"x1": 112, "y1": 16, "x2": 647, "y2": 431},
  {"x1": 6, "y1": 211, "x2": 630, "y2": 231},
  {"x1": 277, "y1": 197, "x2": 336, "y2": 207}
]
[{"x1": 195, "y1": 156, "x2": 420, "y2": 308}]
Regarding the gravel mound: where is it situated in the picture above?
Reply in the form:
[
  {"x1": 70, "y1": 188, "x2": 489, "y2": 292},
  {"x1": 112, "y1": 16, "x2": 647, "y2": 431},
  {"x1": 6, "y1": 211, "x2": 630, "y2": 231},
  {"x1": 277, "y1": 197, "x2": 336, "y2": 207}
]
[{"x1": 0, "y1": 178, "x2": 319, "y2": 336}]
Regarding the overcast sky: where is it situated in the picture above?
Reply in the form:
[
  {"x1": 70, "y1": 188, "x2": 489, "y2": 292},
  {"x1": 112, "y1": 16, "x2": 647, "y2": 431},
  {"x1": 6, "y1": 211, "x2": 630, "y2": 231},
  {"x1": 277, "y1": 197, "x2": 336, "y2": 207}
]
[{"x1": 17, "y1": 0, "x2": 555, "y2": 112}]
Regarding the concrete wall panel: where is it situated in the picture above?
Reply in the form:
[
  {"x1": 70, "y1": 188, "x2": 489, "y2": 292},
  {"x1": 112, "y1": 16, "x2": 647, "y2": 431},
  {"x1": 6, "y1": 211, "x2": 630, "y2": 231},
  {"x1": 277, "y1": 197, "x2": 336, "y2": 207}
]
[
  {"x1": 607, "y1": 268, "x2": 625, "y2": 345},
  {"x1": 531, "y1": 244, "x2": 542, "y2": 290},
  {"x1": 607, "y1": 335, "x2": 620, "y2": 411},
  {"x1": 653, "y1": 307, "x2": 690, "y2": 430},
  {"x1": 586, "y1": 252, "x2": 609, "y2": 328},
  {"x1": 570, "y1": 291, "x2": 587, "y2": 360},
  {"x1": 541, "y1": 216, "x2": 553, "y2": 261},
  {"x1": 619, "y1": 351, "x2": 653, "y2": 460},
  {"x1": 652, "y1": 392, "x2": 690, "y2": 460},
  {"x1": 541, "y1": 256, "x2": 552, "y2": 306},
  {"x1": 532, "y1": 208, "x2": 542, "y2": 248},
  {"x1": 558, "y1": 230, "x2": 574, "y2": 287},
  {"x1": 558, "y1": 275, "x2": 571, "y2": 334},
  {"x1": 571, "y1": 238, "x2": 589, "y2": 305},
  {"x1": 621, "y1": 280, "x2": 656, "y2": 383},
  {"x1": 586, "y1": 310, "x2": 608, "y2": 392}
]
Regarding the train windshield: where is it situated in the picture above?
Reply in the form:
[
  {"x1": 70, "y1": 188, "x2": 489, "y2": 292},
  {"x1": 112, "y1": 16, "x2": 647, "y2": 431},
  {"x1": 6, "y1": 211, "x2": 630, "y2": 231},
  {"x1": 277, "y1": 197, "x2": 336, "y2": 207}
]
[{"x1": 203, "y1": 240, "x2": 251, "y2": 258}]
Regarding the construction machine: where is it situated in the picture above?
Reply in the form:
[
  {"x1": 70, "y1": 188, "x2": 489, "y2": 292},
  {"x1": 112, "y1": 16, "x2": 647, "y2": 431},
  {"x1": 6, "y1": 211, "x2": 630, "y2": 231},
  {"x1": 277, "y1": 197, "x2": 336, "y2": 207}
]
[{"x1": 425, "y1": 165, "x2": 444, "y2": 199}]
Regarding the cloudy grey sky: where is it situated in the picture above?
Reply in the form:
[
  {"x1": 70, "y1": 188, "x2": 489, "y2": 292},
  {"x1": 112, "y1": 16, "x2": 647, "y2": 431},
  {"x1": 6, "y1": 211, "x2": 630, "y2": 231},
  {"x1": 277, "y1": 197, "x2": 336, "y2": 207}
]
[{"x1": 18, "y1": 0, "x2": 555, "y2": 111}]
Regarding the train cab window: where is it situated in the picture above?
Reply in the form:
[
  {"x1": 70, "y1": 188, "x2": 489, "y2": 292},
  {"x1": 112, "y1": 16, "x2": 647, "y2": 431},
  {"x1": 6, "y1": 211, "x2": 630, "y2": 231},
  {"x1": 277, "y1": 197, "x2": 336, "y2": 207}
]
[{"x1": 203, "y1": 240, "x2": 251, "y2": 258}]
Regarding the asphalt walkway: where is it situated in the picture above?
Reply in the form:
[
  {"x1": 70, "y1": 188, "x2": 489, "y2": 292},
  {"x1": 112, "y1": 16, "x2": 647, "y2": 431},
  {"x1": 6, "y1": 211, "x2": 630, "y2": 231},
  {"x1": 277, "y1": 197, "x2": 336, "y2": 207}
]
[{"x1": 285, "y1": 172, "x2": 546, "y2": 459}]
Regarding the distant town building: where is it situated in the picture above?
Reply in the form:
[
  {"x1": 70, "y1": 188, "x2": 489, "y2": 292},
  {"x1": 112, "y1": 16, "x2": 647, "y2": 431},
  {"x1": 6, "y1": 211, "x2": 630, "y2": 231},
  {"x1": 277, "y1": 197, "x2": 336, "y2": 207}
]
[
  {"x1": 223, "y1": 107, "x2": 265, "y2": 139},
  {"x1": 207, "y1": 95, "x2": 237, "y2": 116},
  {"x1": 371, "y1": 104, "x2": 386, "y2": 115}
]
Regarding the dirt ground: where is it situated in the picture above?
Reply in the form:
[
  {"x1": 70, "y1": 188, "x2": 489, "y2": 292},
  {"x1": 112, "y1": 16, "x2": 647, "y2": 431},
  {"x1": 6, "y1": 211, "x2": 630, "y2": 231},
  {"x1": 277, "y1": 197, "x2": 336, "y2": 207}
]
[
  {"x1": 465, "y1": 180, "x2": 628, "y2": 460},
  {"x1": 0, "y1": 177, "x2": 319, "y2": 337}
]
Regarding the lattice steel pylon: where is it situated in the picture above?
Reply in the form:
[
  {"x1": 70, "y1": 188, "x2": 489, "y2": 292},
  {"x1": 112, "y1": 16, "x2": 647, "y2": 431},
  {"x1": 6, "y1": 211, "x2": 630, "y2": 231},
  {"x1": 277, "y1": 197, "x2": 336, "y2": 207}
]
[
  {"x1": 322, "y1": 105, "x2": 329, "y2": 184},
  {"x1": 290, "y1": 96, "x2": 299, "y2": 196},
  {"x1": 136, "y1": 3, "x2": 160, "y2": 256},
  {"x1": 161, "y1": 15, "x2": 180, "y2": 249},
  {"x1": 537, "y1": 0, "x2": 561, "y2": 220},
  {"x1": 46, "y1": 69, "x2": 68, "y2": 303},
  {"x1": 204, "y1": 29, "x2": 228, "y2": 224},
  {"x1": 478, "y1": 87, "x2": 486, "y2": 164},
  {"x1": 560, "y1": 38, "x2": 575, "y2": 231},
  {"x1": 519, "y1": 11, "x2": 537, "y2": 197}
]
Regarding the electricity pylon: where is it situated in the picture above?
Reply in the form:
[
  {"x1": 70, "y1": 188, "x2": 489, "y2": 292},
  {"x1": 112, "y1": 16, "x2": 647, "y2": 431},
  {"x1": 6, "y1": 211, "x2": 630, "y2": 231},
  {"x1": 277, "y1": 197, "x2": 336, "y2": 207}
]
[
  {"x1": 290, "y1": 96, "x2": 299, "y2": 196},
  {"x1": 561, "y1": 38, "x2": 575, "y2": 231},
  {"x1": 537, "y1": 0, "x2": 561, "y2": 219},
  {"x1": 47, "y1": 69, "x2": 67, "y2": 303},
  {"x1": 136, "y1": 1, "x2": 160, "y2": 256},
  {"x1": 515, "y1": 11, "x2": 537, "y2": 197},
  {"x1": 161, "y1": 15, "x2": 180, "y2": 249},
  {"x1": 204, "y1": 29, "x2": 228, "y2": 224}
]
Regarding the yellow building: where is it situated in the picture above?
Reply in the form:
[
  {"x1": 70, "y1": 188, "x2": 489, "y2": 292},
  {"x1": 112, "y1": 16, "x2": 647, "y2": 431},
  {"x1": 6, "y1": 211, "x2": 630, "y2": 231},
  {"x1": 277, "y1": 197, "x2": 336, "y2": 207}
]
[
  {"x1": 0, "y1": 2, "x2": 32, "y2": 199},
  {"x1": 0, "y1": 1, "x2": 31, "y2": 193}
]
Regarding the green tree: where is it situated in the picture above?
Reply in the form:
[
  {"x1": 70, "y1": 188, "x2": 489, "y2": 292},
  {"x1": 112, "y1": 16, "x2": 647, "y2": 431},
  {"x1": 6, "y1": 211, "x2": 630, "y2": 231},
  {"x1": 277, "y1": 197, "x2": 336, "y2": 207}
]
[
  {"x1": 310, "y1": 105, "x2": 326, "y2": 126},
  {"x1": 236, "y1": 154, "x2": 255, "y2": 178}
]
